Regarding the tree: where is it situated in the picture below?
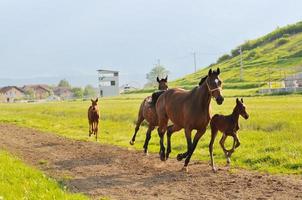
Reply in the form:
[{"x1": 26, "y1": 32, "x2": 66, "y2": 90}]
[
  {"x1": 146, "y1": 65, "x2": 169, "y2": 86},
  {"x1": 58, "y1": 79, "x2": 71, "y2": 88},
  {"x1": 83, "y1": 85, "x2": 97, "y2": 98},
  {"x1": 24, "y1": 88, "x2": 35, "y2": 100},
  {"x1": 72, "y1": 87, "x2": 83, "y2": 99}
]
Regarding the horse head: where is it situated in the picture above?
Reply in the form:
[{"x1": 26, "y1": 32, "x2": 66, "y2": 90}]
[
  {"x1": 157, "y1": 76, "x2": 168, "y2": 90},
  {"x1": 91, "y1": 98, "x2": 98, "y2": 111},
  {"x1": 236, "y1": 98, "x2": 249, "y2": 119},
  {"x1": 204, "y1": 68, "x2": 224, "y2": 105}
]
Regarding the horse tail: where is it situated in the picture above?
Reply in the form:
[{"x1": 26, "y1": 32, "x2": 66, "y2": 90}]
[{"x1": 151, "y1": 90, "x2": 166, "y2": 106}]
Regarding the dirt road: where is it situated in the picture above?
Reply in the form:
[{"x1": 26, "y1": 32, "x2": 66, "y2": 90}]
[{"x1": 0, "y1": 124, "x2": 301, "y2": 200}]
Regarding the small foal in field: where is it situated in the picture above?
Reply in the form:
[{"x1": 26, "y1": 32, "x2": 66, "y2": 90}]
[
  {"x1": 88, "y1": 98, "x2": 100, "y2": 141},
  {"x1": 209, "y1": 98, "x2": 249, "y2": 172}
]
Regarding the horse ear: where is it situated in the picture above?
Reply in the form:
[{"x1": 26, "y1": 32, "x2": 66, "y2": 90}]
[
  {"x1": 91, "y1": 99, "x2": 94, "y2": 103},
  {"x1": 217, "y1": 68, "x2": 220, "y2": 75},
  {"x1": 165, "y1": 75, "x2": 168, "y2": 82},
  {"x1": 95, "y1": 98, "x2": 98, "y2": 103},
  {"x1": 157, "y1": 77, "x2": 160, "y2": 83},
  {"x1": 236, "y1": 98, "x2": 239, "y2": 104},
  {"x1": 208, "y1": 69, "x2": 212, "y2": 76},
  {"x1": 241, "y1": 98, "x2": 243, "y2": 103}
]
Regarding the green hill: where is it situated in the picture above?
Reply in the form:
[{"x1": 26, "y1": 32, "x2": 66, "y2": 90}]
[{"x1": 170, "y1": 21, "x2": 302, "y2": 95}]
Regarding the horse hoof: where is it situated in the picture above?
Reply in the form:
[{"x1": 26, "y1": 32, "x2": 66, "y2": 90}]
[
  {"x1": 212, "y1": 167, "x2": 218, "y2": 173},
  {"x1": 177, "y1": 154, "x2": 183, "y2": 161},
  {"x1": 144, "y1": 151, "x2": 149, "y2": 156},
  {"x1": 181, "y1": 166, "x2": 189, "y2": 173},
  {"x1": 129, "y1": 140, "x2": 135, "y2": 145},
  {"x1": 226, "y1": 157, "x2": 231, "y2": 165},
  {"x1": 160, "y1": 153, "x2": 166, "y2": 161}
]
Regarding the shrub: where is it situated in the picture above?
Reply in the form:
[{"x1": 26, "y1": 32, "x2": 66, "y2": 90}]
[
  {"x1": 275, "y1": 38, "x2": 289, "y2": 47},
  {"x1": 217, "y1": 54, "x2": 231, "y2": 63}
]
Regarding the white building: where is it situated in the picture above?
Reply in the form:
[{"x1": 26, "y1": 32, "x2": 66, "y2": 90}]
[
  {"x1": 97, "y1": 69, "x2": 119, "y2": 97},
  {"x1": 284, "y1": 72, "x2": 302, "y2": 88}
]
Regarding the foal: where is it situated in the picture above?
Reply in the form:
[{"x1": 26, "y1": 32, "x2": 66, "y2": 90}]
[
  {"x1": 129, "y1": 76, "x2": 168, "y2": 154},
  {"x1": 88, "y1": 98, "x2": 100, "y2": 141},
  {"x1": 209, "y1": 98, "x2": 249, "y2": 172}
]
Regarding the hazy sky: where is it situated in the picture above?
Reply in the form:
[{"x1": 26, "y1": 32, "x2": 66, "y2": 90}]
[{"x1": 0, "y1": 0, "x2": 301, "y2": 87}]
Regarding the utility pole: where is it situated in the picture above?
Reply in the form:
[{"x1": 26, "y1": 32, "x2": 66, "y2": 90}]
[
  {"x1": 157, "y1": 59, "x2": 161, "y2": 67},
  {"x1": 239, "y1": 46, "x2": 243, "y2": 81},
  {"x1": 192, "y1": 52, "x2": 197, "y2": 73},
  {"x1": 155, "y1": 58, "x2": 161, "y2": 78}
]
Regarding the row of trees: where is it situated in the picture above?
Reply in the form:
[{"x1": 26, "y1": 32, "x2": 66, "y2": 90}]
[{"x1": 58, "y1": 79, "x2": 96, "y2": 98}]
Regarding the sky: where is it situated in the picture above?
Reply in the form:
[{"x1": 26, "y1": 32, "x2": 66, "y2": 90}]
[{"x1": 0, "y1": 0, "x2": 301, "y2": 87}]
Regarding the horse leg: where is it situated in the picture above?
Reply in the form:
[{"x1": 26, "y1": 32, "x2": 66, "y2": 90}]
[
  {"x1": 93, "y1": 121, "x2": 96, "y2": 135},
  {"x1": 219, "y1": 134, "x2": 231, "y2": 165},
  {"x1": 166, "y1": 124, "x2": 181, "y2": 160},
  {"x1": 157, "y1": 125, "x2": 167, "y2": 161},
  {"x1": 219, "y1": 134, "x2": 228, "y2": 156},
  {"x1": 95, "y1": 121, "x2": 99, "y2": 141},
  {"x1": 130, "y1": 111, "x2": 144, "y2": 145},
  {"x1": 227, "y1": 133, "x2": 239, "y2": 158},
  {"x1": 143, "y1": 126, "x2": 155, "y2": 155},
  {"x1": 177, "y1": 128, "x2": 192, "y2": 161},
  {"x1": 209, "y1": 127, "x2": 219, "y2": 173},
  {"x1": 183, "y1": 128, "x2": 206, "y2": 172},
  {"x1": 88, "y1": 121, "x2": 92, "y2": 137},
  {"x1": 92, "y1": 121, "x2": 95, "y2": 136},
  {"x1": 234, "y1": 133, "x2": 240, "y2": 149}
]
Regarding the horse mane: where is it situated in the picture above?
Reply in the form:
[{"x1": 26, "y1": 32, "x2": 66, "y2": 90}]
[
  {"x1": 199, "y1": 75, "x2": 208, "y2": 86},
  {"x1": 151, "y1": 90, "x2": 166, "y2": 106}
]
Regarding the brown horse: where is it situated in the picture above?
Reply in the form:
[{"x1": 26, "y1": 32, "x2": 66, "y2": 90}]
[
  {"x1": 209, "y1": 98, "x2": 249, "y2": 172},
  {"x1": 156, "y1": 68, "x2": 224, "y2": 172},
  {"x1": 88, "y1": 98, "x2": 100, "y2": 141},
  {"x1": 129, "y1": 76, "x2": 168, "y2": 154}
]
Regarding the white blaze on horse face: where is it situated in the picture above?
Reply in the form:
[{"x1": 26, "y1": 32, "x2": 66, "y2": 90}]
[{"x1": 215, "y1": 79, "x2": 219, "y2": 85}]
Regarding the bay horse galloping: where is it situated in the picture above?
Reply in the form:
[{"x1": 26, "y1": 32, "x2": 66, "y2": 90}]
[
  {"x1": 209, "y1": 98, "x2": 249, "y2": 172},
  {"x1": 88, "y1": 98, "x2": 100, "y2": 141},
  {"x1": 129, "y1": 76, "x2": 168, "y2": 154},
  {"x1": 156, "y1": 68, "x2": 224, "y2": 172}
]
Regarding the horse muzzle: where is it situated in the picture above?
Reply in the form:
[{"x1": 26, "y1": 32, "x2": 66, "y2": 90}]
[
  {"x1": 244, "y1": 114, "x2": 249, "y2": 119},
  {"x1": 216, "y1": 96, "x2": 224, "y2": 105}
]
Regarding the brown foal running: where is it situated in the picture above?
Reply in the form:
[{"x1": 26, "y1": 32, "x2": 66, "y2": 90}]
[
  {"x1": 209, "y1": 98, "x2": 249, "y2": 172},
  {"x1": 129, "y1": 76, "x2": 168, "y2": 154},
  {"x1": 156, "y1": 68, "x2": 224, "y2": 172},
  {"x1": 88, "y1": 98, "x2": 100, "y2": 141}
]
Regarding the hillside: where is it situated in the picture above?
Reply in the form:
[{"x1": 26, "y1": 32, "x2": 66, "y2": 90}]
[{"x1": 171, "y1": 21, "x2": 302, "y2": 94}]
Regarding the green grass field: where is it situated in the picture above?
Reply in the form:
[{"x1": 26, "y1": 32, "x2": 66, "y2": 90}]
[
  {"x1": 0, "y1": 93, "x2": 302, "y2": 175},
  {"x1": 0, "y1": 150, "x2": 88, "y2": 200}
]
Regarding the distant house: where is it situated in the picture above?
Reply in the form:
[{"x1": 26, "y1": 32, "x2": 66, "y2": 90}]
[
  {"x1": 97, "y1": 69, "x2": 119, "y2": 97},
  {"x1": 0, "y1": 86, "x2": 25, "y2": 102},
  {"x1": 53, "y1": 87, "x2": 73, "y2": 100},
  {"x1": 284, "y1": 72, "x2": 302, "y2": 88},
  {"x1": 120, "y1": 84, "x2": 138, "y2": 93},
  {"x1": 22, "y1": 84, "x2": 51, "y2": 99}
]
